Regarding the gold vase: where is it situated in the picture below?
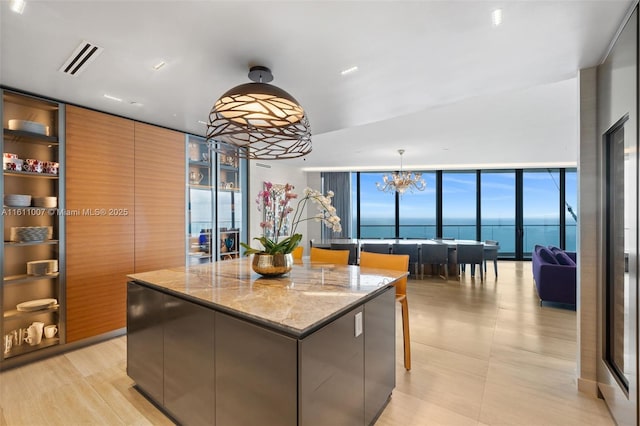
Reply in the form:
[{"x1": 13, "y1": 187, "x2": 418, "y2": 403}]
[{"x1": 252, "y1": 253, "x2": 294, "y2": 277}]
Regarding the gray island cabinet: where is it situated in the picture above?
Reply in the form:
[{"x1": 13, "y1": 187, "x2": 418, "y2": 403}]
[{"x1": 127, "y1": 257, "x2": 404, "y2": 426}]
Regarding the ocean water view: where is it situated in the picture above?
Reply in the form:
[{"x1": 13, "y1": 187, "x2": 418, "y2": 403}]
[
  {"x1": 358, "y1": 217, "x2": 577, "y2": 255},
  {"x1": 349, "y1": 168, "x2": 578, "y2": 257}
]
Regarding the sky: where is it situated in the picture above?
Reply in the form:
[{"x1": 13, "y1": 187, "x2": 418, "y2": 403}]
[{"x1": 356, "y1": 169, "x2": 577, "y2": 223}]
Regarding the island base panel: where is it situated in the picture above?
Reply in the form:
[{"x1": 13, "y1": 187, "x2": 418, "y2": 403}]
[
  {"x1": 299, "y1": 306, "x2": 365, "y2": 425},
  {"x1": 364, "y1": 287, "x2": 396, "y2": 425},
  {"x1": 126, "y1": 279, "x2": 396, "y2": 426},
  {"x1": 126, "y1": 282, "x2": 164, "y2": 404},
  {"x1": 164, "y1": 295, "x2": 215, "y2": 425},
  {"x1": 215, "y1": 312, "x2": 297, "y2": 426}
]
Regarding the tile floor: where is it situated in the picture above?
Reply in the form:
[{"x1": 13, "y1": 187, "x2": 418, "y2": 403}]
[{"x1": 0, "y1": 261, "x2": 615, "y2": 425}]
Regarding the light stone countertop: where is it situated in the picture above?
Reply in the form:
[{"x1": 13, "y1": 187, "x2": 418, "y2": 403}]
[{"x1": 128, "y1": 257, "x2": 406, "y2": 338}]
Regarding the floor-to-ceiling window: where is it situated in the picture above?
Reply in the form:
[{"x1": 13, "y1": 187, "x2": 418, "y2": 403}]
[
  {"x1": 442, "y1": 171, "x2": 477, "y2": 240},
  {"x1": 351, "y1": 173, "x2": 358, "y2": 238},
  {"x1": 522, "y1": 169, "x2": 560, "y2": 255},
  {"x1": 565, "y1": 169, "x2": 578, "y2": 251},
  {"x1": 481, "y1": 170, "x2": 516, "y2": 257},
  {"x1": 399, "y1": 172, "x2": 437, "y2": 238},
  {"x1": 346, "y1": 167, "x2": 575, "y2": 259},
  {"x1": 359, "y1": 172, "x2": 395, "y2": 238}
]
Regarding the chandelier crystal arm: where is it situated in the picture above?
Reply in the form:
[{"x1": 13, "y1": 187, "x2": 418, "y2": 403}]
[{"x1": 376, "y1": 149, "x2": 426, "y2": 195}]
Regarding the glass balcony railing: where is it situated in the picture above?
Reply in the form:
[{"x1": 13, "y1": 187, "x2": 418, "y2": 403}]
[
  {"x1": 360, "y1": 223, "x2": 577, "y2": 258},
  {"x1": 359, "y1": 225, "x2": 395, "y2": 239},
  {"x1": 441, "y1": 224, "x2": 476, "y2": 240},
  {"x1": 399, "y1": 225, "x2": 436, "y2": 239}
]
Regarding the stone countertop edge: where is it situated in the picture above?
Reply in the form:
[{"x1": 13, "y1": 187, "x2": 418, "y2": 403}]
[{"x1": 127, "y1": 259, "x2": 407, "y2": 339}]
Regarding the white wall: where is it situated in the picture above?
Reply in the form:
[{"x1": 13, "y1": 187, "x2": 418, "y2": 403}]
[
  {"x1": 306, "y1": 172, "x2": 323, "y2": 247},
  {"x1": 248, "y1": 162, "x2": 320, "y2": 256}
]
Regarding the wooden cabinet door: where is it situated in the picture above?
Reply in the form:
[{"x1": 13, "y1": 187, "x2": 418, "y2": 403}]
[
  {"x1": 66, "y1": 106, "x2": 135, "y2": 342},
  {"x1": 134, "y1": 122, "x2": 184, "y2": 272}
]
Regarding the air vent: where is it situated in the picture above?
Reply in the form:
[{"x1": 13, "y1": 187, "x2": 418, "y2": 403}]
[{"x1": 58, "y1": 40, "x2": 103, "y2": 76}]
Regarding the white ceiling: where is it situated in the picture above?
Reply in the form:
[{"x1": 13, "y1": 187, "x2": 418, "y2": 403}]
[{"x1": 0, "y1": 0, "x2": 634, "y2": 171}]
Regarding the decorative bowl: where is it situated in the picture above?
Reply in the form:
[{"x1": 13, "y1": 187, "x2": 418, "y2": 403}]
[
  {"x1": 4, "y1": 194, "x2": 31, "y2": 207},
  {"x1": 27, "y1": 259, "x2": 59, "y2": 276},
  {"x1": 10, "y1": 226, "x2": 50, "y2": 242},
  {"x1": 32, "y1": 196, "x2": 57, "y2": 208},
  {"x1": 8, "y1": 119, "x2": 49, "y2": 136},
  {"x1": 252, "y1": 253, "x2": 294, "y2": 277}
]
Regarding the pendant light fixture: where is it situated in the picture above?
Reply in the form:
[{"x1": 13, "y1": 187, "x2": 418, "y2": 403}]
[
  {"x1": 376, "y1": 149, "x2": 426, "y2": 194},
  {"x1": 207, "y1": 66, "x2": 312, "y2": 160}
]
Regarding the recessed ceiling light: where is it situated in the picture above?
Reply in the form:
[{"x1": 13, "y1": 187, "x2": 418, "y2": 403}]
[
  {"x1": 492, "y1": 9, "x2": 503, "y2": 27},
  {"x1": 153, "y1": 61, "x2": 166, "y2": 71},
  {"x1": 10, "y1": 0, "x2": 26, "y2": 14},
  {"x1": 103, "y1": 94, "x2": 123, "y2": 102},
  {"x1": 340, "y1": 66, "x2": 359, "y2": 76},
  {"x1": 197, "y1": 120, "x2": 207, "y2": 125}
]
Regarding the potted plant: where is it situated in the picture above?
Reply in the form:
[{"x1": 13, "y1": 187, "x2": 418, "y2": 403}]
[{"x1": 241, "y1": 182, "x2": 341, "y2": 276}]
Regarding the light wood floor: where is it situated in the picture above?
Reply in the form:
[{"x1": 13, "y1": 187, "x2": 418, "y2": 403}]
[{"x1": 0, "y1": 261, "x2": 614, "y2": 425}]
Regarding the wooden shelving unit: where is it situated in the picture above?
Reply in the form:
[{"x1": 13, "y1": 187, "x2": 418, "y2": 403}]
[
  {"x1": 186, "y1": 135, "x2": 214, "y2": 265},
  {"x1": 186, "y1": 137, "x2": 247, "y2": 264},
  {"x1": 1, "y1": 90, "x2": 65, "y2": 365},
  {"x1": 216, "y1": 148, "x2": 244, "y2": 261}
]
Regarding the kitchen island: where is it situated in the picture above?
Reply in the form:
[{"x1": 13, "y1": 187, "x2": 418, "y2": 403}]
[{"x1": 127, "y1": 257, "x2": 406, "y2": 426}]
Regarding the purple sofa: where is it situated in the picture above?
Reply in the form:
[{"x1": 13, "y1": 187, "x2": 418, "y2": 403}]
[{"x1": 531, "y1": 244, "x2": 576, "y2": 305}]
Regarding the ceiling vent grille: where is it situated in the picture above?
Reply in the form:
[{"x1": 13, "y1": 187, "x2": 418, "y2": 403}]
[{"x1": 58, "y1": 40, "x2": 103, "y2": 76}]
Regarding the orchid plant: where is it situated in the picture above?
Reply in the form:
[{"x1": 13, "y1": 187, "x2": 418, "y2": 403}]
[{"x1": 241, "y1": 182, "x2": 342, "y2": 255}]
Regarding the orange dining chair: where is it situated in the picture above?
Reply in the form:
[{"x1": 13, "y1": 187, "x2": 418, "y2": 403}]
[
  {"x1": 359, "y1": 251, "x2": 411, "y2": 371},
  {"x1": 309, "y1": 247, "x2": 350, "y2": 265},
  {"x1": 330, "y1": 242, "x2": 359, "y2": 265},
  {"x1": 291, "y1": 246, "x2": 304, "y2": 262}
]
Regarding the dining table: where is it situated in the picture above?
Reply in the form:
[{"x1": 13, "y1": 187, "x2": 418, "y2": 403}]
[{"x1": 312, "y1": 238, "x2": 499, "y2": 277}]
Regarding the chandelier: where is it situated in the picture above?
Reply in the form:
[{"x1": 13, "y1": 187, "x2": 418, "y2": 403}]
[
  {"x1": 207, "y1": 66, "x2": 312, "y2": 160},
  {"x1": 376, "y1": 149, "x2": 426, "y2": 194}
]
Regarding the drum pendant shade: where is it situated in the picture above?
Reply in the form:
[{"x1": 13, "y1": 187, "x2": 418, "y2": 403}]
[{"x1": 207, "y1": 66, "x2": 312, "y2": 160}]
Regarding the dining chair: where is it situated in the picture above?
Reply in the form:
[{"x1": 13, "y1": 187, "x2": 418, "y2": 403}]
[
  {"x1": 391, "y1": 243, "x2": 421, "y2": 279},
  {"x1": 420, "y1": 243, "x2": 449, "y2": 280},
  {"x1": 359, "y1": 251, "x2": 411, "y2": 370},
  {"x1": 456, "y1": 244, "x2": 484, "y2": 281},
  {"x1": 361, "y1": 243, "x2": 391, "y2": 254},
  {"x1": 483, "y1": 240, "x2": 499, "y2": 277},
  {"x1": 291, "y1": 246, "x2": 304, "y2": 262},
  {"x1": 330, "y1": 242, "x2": 359, "y2": 265},
  {"x1": 309, "y1": 247, "x2": 350, "y2": 265}
]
